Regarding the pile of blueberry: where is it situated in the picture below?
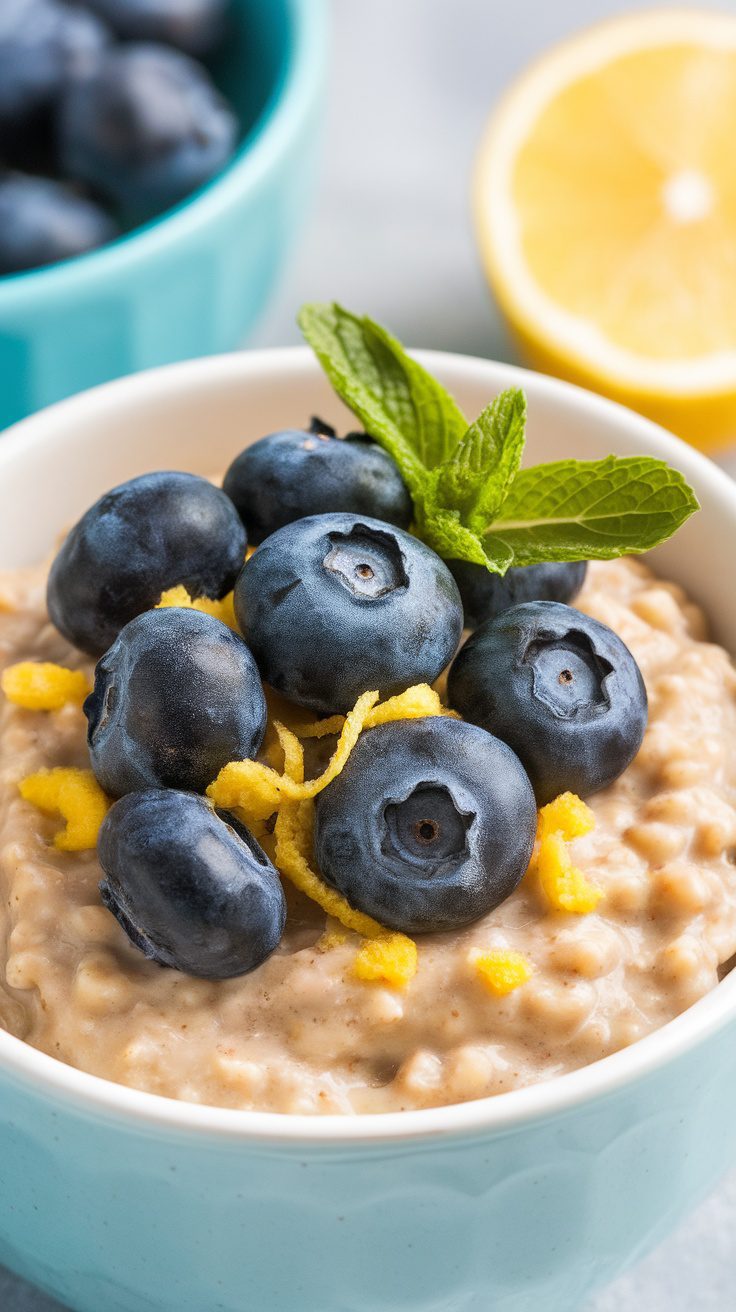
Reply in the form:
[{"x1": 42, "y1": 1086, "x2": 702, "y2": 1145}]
[
  {"x1": 47, "y1": 421, "x2": 648, "y2": 978},
  {"x1": 0, "y1": 0, "x2": 237, "y2": 274}
]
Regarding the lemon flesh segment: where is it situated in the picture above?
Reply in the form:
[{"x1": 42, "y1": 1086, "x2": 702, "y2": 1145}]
[{"x1": 476, "y1": 11, "x2": 736, "y2": 448}]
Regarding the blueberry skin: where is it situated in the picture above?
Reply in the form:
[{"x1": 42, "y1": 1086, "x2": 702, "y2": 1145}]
[
  {"x1": 235, "y1": 513, "x2": 464, "y2": 715},
  {"x1": 315, "y1": 717, "x2": 536, "y2": 934},
  {"x1": 449, "y1": 559, "x2": 588, "y2": 629},
  {"x1": 0, "y1": 0, "x2": 109, "y2": 126},
  {"x1": 47, "y1": 471, "x2": 247, "y2": 657},
  {"x1": 0, "y1": 174, "x2": 118, "y2": 275},
  {"x1": 85, "y1": 607, "x2": 266, "y2": 797},
  {"x1": 448, "y1": 600, "x2": 648, "y2": 805},
  {"x1": 223, "y1": 427, "x2": 413, "y2": 545},
  {"x1": 98, "y1": 790, "x2": 286, "y2": 979},
  {"x1": 82, "y1": 0, "x2": 228, "y2": 56},
  {"x1": 59, "y1": 43, "x2": 238, "y2": 221}
]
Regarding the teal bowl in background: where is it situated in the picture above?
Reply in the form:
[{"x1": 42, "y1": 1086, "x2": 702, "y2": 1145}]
[{"x1": 0, "y1": 0, "x2": 327, "y2": 430}]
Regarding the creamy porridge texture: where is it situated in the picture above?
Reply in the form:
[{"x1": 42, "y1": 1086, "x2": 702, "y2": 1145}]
[{"x1": 1, "y1": 556, "x2": 735, "y2": 1114}]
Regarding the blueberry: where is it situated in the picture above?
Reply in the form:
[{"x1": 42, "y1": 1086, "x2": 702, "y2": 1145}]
[
  {"x1": 222, "y1": 421, "x2": 412, "y2": 545},
  {"x1": 314, "y1": 717, "x2": 536, "y2": 934},
  {"x1": 448, "y1": 600, "x2": 648, "y2": 804},
  {"x1": 81, "y1": 0, "x2": 229, "y2": 57},
  {"x1": 85, "y1": 607, "x2": 266, "y2": 796},
  {"x1": 47, "y1": 471, "x2": 247, "y2": 657},
  {"x1": 449, "y1": 559, "x2": 588, "y2": 629},
  {"x1": 0, "y1": 173, "x2": 118, "y2": 274},
  {"x1": 98, "y1": 790, "x2": 285, "y2": 979},
  {"x1": 58, "y1": 42, "x2": 238, "y2": 220},
  {"x1": 0, "y1": 0, "x2": 109, "y2": 127},
  {"x1": 236, "y1": 513, "x2": 463, "y2": 715}
]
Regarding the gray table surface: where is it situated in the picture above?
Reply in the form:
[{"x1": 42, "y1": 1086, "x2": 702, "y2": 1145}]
[{"x1": 4, "y1": 1, "x2": 735, "y2": 1307}]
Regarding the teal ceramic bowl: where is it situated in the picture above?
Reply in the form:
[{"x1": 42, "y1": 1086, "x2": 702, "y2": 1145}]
[
  {"x1": 0, "y1": 0, "x2": 326, "y2": 430},
  {"x1": 0, "y1": 350, "x2": 735, "y2": 1312}
]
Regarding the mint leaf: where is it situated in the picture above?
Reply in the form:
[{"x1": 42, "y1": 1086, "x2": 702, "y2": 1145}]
[
  {"x1": 299, "y1": 301, "x2": 700, "y2": 574},
  {"x1": 433, "y1": 388, "x2": 526, "y2": 531},
  {"x1": 416, "y1": 507, "x2": 514, "y2": 575},
  {"x1": 484, "y1": 456, "x2": 700, "y2": 564},
  {"x1": 298, "y1": 303, "x2": 467, "y2": 495}
]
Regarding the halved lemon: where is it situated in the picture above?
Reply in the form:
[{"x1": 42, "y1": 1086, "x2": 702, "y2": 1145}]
[{"x1": 475, "y1": 9, "x2": 736, "y2": 449}]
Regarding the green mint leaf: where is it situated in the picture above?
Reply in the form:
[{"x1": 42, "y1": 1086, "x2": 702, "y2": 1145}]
[
  {"x1": 297, "y1": 303, "x2": 468, "y2": 495},
  {"x1": 484, "y1": 456, "x2": 700, "y2": 565},
  {"x1": 300, "y1": 301, "x2": 700, "y2": 575},
  {"x1": 435, "y1": 388, "x2": 527, "y2": 532},
  {"x1": 415, "y1": 507, "x2": 513, "y2": 575}
]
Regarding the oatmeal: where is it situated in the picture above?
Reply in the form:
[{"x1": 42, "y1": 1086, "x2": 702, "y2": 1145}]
[{"x1": 1, "y1": 557, "x2": 735, "y2": 1114}]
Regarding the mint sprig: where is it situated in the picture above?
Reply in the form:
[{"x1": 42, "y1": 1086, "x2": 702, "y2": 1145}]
[
  {"x1": 298, "y1": 302, "x2": 699, "y2": 574},
  {"x1": 297, "y1": 302, "x2": 466, "y2": 497}
]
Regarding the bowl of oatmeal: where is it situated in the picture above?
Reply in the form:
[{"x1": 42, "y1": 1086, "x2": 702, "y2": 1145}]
[{"x1": 0, "y1": 345, "x2": 734, "y2": 1312}]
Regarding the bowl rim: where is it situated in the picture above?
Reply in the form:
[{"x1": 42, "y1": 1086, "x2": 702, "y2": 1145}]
[
  {"x1": 0, "y1": 0, "x2": 328, "y2": 304},
  {"x1": 2, "y1": 345, "x2": 736, "y2": 1147}
]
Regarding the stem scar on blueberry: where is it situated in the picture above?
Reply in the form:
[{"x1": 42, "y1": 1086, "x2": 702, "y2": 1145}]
[
  {"x1": 381, "y1": 784, "x2": 473, "y2": 869},
  {"x1": 415, "y1": 819, "x2": 440, "y2": 844},
  {"x1": 323, "y1": 525, "x2": 408, "y2": 600},
  {"x1": 522, "y1": 628, "x2": 614, "y2": 717}
]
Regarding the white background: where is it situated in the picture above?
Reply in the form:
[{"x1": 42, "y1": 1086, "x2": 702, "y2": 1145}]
[{"x1": 4, "y1": 1, "x2": 735, "y2": 1307}]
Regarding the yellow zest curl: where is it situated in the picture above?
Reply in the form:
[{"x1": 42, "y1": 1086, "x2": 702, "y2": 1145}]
[
  {"x1": 267, "y1": 717, "x2": 418, "y2": 988},
  {"x1": 275, "y1": 794, "x2": 385, "y2": 939},
  {"x1": 289, "y1": 683, "x2": 451, "y2": 741},
  {"x1": 2, "y1": 662, "x2": 90, "y2": 711},
  {"x1": 533, "y1": 793, "x2": 601, "y2": 914},
  {"x1": 471, "y1": 949, "x2": 533, "y2": 996},
  {"x1": 537, "y1": 792, "x2": 595, "y2": 843},
  {"x1": 288, "y1": 715, "x2": 346, "y2": 740},
  {"x1": 354, "y1": 935, "x2": 418, "y2": 989},
  {"x1": 536, "y1": 833, "x2": 602, "y2": 914},
  {"x1": 209, "y1": 690, "x2": 379, "y2": 822},
  {"x1": 19, "y1": 767, "x2": 110, "y2": 851},
  {"x1": 156, "y1": 585, "x2": 237, "y2": 631},
  {"x1": 207, "y1": 685, "x2": 450, "y2": 826}
]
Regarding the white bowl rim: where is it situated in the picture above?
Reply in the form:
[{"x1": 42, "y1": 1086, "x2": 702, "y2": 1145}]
[{"x1": 1, "y1": 346, "x2": 736, "y2": 1147}]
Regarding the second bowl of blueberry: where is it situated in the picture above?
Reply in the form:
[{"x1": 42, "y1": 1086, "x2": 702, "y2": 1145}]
[{"x1": 0, "y1": 0, "x2": 326, "y2": 429}]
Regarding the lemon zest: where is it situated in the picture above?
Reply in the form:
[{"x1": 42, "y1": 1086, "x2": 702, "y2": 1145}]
[
  {"x1": 470, "y1": 948, "x2": 533, "y2": 996},
  {"x1": 1, "y1": 662, "x2": 90, "y2": 711},
  {"x1": 273, "y1": 721, "x2": 306, "y2": 785},
  {"x1": 530, "y1": 793, "x2": 601, "y2": 914},
  {"x1": 156, "y1": 585, "x2": 237, "y2": 631},
  {"x1": 288, "y1": 715, "x2": 346, "y2": 740},
  {"x1": 19, "y1": 767, "x2": 110, "y2": 851},
  {"x1": 207, "y1": 690, "x2": 380, "y2": 822},
  {"x1": 274, "y1": 796, "x2": 384, "y2": 937},
  {"x1": 289, "y1": 683, "x2": 451, "y2": 740},
  {"x1": 536, "y1": 832, "x2": 602, "y2": 914},
  {"x1": 537, "y1": 792, "x2": 595, "y2": 844},
  {"x1": 207, "y1": 685, "x2": 450, "y2": 825},
  {"x1": 354, "y1": 935, "x2": 418, "y2": 988},
  {"x1": 270, "y1": 719, "x2": 418, "y2": 987},
  {"x1": 363, "y1": 684, "x2": 450, "y2": 727}
]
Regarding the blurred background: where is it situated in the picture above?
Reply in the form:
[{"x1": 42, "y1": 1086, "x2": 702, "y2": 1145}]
[
  {"x1": 2, "y1": 0, "x2": 736, "y2": 1307},
  {"x1": 253, "y1": 0, "x2": 736, "y2": 474},
  {"x1": 255, "y1": 0, "x2": 630, "y2": 356}
]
